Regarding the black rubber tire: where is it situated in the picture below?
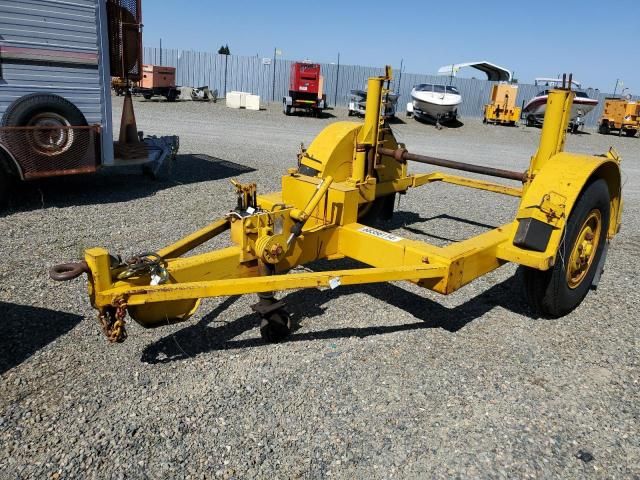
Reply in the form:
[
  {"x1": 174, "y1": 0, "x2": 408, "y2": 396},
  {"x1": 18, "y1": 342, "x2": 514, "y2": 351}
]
[
  {"x1": 358, "y1": 194, "x2": 396, "y2": 226},
  {"x1": 598, "y1": 123, "x2": 610, "y2": 135},
  {"x1": 143, "y1": 94, "x2": 153, "y2": 100},
  {"x1": 519, "y1": 178, "x2": 610, "y2": 318},
  {"x1": 1, "y1": 93, "x2": 88, "y2": 161},
  {"x1": 2, "y1": 93, "x2": 87, "y2": 129},
  {"x1": 283, "y1": 103, "x2": 291, "y2": 116},
  {"x1": 526, "y1": 115, "x2": 536, "y2": 127},
  {"x1": 0, "y1": 167, "x2": 9, "y2": 210},
  {"x1": 625, "y1": 129, "x2": 637, "y2": 137},
  {"x1": 166, "y1": 90, "x2": 178, "y2": 102},
  {"x1": 259, "y1": 309, "x2": 292, "y2": 343}
]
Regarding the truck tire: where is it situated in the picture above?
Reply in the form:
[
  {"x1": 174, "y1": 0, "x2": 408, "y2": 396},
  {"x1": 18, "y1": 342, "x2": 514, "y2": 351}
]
[
  {"x1": 598, "y1": 122, "x2": 610, "y2": 135},
  {"x1": 0, "y1": 167, "x2": 9, "y2": 210},
  {"x1": 624, "y1": 129, "x2": 637, "y2": 137},
  {"x1": 166, "y1": 90, "x2": 178, "y2": 102},
  {"x1": 519, "y1": 178, "x2": 610, "y2": 318},
  {"x1": 1, "y1": 93, "x2": 88, "y2": 159}
]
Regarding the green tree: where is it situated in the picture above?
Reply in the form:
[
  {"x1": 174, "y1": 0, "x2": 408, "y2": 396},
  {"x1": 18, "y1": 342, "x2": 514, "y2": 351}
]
[{"x1": 218, "y1": 45, "x2": 231, "y2": 55}]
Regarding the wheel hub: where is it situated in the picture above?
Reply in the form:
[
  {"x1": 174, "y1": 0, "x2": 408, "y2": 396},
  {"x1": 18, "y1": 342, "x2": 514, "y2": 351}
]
[
  {"x1": 27, "y1": 112, "x2": 73, "y2": 156},
  {"x1": 566, "y1": 209, "x2": 602, "y2": 289}
]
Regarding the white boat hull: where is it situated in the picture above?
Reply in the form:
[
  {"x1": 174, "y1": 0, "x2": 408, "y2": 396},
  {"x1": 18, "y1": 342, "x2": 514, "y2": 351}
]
[
  {"x1": 410, "y1": 90, "x2": 462, "y2": 122},
  {"x1": 523, "y1": 95, "x2": 598, "y2": 124}
]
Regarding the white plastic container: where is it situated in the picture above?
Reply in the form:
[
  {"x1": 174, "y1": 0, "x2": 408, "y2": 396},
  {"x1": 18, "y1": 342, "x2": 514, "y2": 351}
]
[
  {"x1": 244, "y1": 94, "x2": 260, "y2": 111},
  {"x1": 226, "y1": 91, "x2": 243, "y2": 109}
]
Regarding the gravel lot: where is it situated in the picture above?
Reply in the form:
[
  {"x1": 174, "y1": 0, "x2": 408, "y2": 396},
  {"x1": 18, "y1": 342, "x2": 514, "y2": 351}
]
[{"x1": 1, "y1": 97, "x2": 639, "y2": 479}]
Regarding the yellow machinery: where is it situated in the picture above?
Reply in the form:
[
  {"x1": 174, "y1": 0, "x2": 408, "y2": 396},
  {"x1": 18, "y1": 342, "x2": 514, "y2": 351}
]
[
  {"x1": 51, "y1": 68, "x2": 623, "y2": 344},
  {"x1": 598, "y1": 97, "x2": 639, "y2": 137},
  {"x1": 483, "y1": 83, "x2": 521, "y2": 125}
]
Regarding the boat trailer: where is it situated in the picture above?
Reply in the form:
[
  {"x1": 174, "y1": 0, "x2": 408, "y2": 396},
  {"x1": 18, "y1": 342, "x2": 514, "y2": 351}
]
[{"x1": 51, "y1": 67, "x2": 623, "y2": 344}]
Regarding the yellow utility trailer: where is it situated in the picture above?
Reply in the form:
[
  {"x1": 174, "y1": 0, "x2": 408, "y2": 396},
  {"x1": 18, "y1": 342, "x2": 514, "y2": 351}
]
[
  {"x1": 483, "y1": 84, "x2": 521, "y2": 126},
  {"x1": 52, "y1": 68, "x2": 622, "y2": 345},
  {"x1": 598, "y1": 97, "x2": 639, "y2": 137}
]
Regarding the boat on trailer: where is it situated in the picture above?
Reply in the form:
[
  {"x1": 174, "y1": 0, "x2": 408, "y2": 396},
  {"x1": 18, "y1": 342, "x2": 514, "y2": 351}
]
[
  {"x1": 407, "y1": 84, "x2": 462, "y2": 126},
  {"x1": 407, "y1": 60, "x2": 513, "y2": 128},
  {"x1": 524, "y1": 78, "x2": 599, "y2": 131},
  {"x1": 348, "y1": 89, "x2": 398, "y2": 118}
]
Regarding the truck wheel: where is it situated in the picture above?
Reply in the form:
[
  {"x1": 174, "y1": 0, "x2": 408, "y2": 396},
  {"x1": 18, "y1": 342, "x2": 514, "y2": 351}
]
[
  {"x1": 598, "y1": 123, "x2": 610, "y2": 135},
  {"x1": 526, "y1": 115, "x2": 536, "y2": 127},
  {"x1": 625, "y1": 129, "x2": 637, "y2": 137},
  {"x1": 283, "y1": 101, "x2": 291, "y2": 115},
  {"x1": 519, "y1": 179, "x2": 610, "y2": 318},
  {"x1": 1, "y1": 93, "x2": 88, "y2": 160},
  {"x1": 143, "y1": 94, "x2": 153, "y2": 100}
]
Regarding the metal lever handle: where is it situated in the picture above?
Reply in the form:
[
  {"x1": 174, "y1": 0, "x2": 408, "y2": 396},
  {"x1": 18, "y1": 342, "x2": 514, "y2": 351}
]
[{"x1": 287, "y1": 176, "x2": 334, "y2": 246}]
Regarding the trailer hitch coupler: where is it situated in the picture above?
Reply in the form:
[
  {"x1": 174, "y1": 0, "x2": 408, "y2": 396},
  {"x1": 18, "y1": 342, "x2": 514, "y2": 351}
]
[{"x1": 49, "y1": 261, "x2": 90, "y2": 281}]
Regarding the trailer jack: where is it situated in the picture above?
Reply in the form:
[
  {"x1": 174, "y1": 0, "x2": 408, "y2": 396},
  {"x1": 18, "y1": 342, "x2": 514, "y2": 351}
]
[{"x1": 51, "y1": 68, "x2": 623, "y2": 345}]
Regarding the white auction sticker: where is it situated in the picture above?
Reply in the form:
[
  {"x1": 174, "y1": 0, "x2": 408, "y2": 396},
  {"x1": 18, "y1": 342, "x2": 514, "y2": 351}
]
[{"x1": 358, "y1": 226, "x2": 403, "y2": 242}]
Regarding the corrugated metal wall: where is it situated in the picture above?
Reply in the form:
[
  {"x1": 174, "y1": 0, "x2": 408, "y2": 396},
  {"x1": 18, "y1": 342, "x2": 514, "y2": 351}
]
[
  {"x1": 144, "y1": 46, "x2": 626, "y2": 128},
  {"x1": 0, "y1": 0, "x2": 105, "y2": 125}
]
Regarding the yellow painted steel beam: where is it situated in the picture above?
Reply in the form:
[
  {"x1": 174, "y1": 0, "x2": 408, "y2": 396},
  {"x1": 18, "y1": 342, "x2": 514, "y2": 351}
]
[
  {"x1": 96, "y1": 264, "x2": 447, "y2": 306},
  {"x1": 529, "y1": 88, "x2": 573, "y2": 176},
  {"x1": 336, "y1": 222, "x2": 514, "y2": 293},
  {"x1": 373, "y1": 172, "x2": 522, "y2": 198},
  {"x1": 432, "y1": 173, "x2": 522, "y2": 197},
  {"x1": 157, "y1": 218, "x2": 230, "y2": 259}
]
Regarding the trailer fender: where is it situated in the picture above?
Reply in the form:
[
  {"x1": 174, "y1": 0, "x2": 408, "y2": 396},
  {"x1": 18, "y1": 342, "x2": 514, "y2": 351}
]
[
  {"x1": 501, "y1": 151, "x2": 622, "y2": 269},
  {"x1": 0, "y1": 144, "x2": 24, "y2": 180}
]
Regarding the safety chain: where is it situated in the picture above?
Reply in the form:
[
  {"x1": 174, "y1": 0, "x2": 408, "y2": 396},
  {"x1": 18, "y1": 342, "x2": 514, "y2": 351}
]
[
  {"x1": 98, "y1": 297, "x2": 128, "y2": 343},
  {"x1": 116, "y1": 252, "x2": 168, "y2": 285}
]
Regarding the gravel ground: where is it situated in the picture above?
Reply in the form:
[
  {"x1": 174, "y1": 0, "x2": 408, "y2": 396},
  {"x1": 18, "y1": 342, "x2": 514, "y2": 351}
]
[{"x1": 1, "y1": 97, "x2": 639, "y2": 479}]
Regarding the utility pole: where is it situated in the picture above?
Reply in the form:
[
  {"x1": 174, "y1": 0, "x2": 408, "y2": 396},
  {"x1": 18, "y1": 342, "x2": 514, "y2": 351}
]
[
  {"x1": 272, "y1": 48, "x2": 277, "y2": 102},
  {"x1": 159, "y1": 38, "x2": 162, "y2": 65},
  {"x1": 333, "y1": 53, "x2": 340, "y2": 107},
  {"x1": 397, "y1": 58, "x2": 403, "y2": 95},
  {"x1": 223, "y1": 53, "x2": 228, "y2": 97},
  {"x1": 613, "y1": 79, "x2": 621, "y2": 97}
]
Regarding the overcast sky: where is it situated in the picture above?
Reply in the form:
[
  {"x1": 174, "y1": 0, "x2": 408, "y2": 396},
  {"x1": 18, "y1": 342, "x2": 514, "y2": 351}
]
[{"x1": 143, "y1": 0, "x2": 639, "y2": 93}]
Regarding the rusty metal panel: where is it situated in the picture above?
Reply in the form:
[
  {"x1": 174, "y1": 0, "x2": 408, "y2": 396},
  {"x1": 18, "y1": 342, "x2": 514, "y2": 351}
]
[
  {"x1": 0, "y1": 125, "x2": 100, "y2": 179},
  {"x1": 106, "y1": 0, "x2": 142, "y2": 81}
]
